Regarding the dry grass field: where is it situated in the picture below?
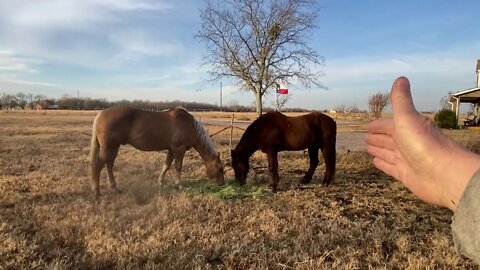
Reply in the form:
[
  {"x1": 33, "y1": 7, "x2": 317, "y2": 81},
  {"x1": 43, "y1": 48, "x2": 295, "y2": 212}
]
[{"x1": 1, "y1": 110, "x2": 479, "y2": 269}]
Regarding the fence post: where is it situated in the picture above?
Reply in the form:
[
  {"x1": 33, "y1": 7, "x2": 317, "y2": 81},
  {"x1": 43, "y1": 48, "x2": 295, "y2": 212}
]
[{"x1": 230, "y1": 113, "x2": 235, "y2": 149}]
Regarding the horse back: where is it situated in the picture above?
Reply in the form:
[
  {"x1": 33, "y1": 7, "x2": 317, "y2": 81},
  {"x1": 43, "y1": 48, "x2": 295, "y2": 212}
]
[
  {"x1": 257, "y1": 111, "x2": 336, "y2": 151},
  {"x1": 309, "y1": 111, "x2": 336, "y2": 137},
  {"x1": 95, "y1": 106, "x2": 193, "y2": 151},
  {"x1": 95, "y1": 106, "x2": 136, "y2": 146}
]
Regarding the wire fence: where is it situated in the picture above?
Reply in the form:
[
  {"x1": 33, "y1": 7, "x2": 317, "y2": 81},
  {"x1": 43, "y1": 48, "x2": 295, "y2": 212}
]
[{"x1": 0, "y1": 109, "x2": 100, "y2": 116}]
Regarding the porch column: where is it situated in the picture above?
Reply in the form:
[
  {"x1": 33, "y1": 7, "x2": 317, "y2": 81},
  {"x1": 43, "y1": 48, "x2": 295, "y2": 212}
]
[{"x1": 451, "y1": 97, "x2": 460, "y2": 125}]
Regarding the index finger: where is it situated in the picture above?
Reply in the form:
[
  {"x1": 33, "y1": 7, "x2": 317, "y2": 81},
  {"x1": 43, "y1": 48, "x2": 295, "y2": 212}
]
[{"x1": 367, "y1": 118, "x2": 394, "y2": 135}]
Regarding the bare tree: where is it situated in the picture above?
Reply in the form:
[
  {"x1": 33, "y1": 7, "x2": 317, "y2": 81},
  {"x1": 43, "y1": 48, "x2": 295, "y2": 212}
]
[
  {"x1": 272, "y1": 93, "x2": 291, "y2": 111},
  {"x1": 16, "y1": 92, "x2": 27, "y2": 109},
  {"x1": 0, "y1": 93, "x2": 18, "y2": 109},
  {"x1": 368, "y1": 92, "x2": 390, "y2": 119},
  {"x1": 34, "y1": 94, "x2": 47, "y2": 104},
  {"x1": 25, "y1": 93, "x2": 34, "y2": 109},
  {"x1": 439, "y1": 91, "x2": 453, "y2": 110},
  {"x1": 334, "y1": 104, "x2": 363, "y2": 117},
  {"x1": 197, "y1": 0, "x2": 324, "y2": 117}
]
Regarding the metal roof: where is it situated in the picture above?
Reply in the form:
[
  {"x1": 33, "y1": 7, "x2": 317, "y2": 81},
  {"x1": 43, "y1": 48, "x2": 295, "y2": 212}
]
[{"x1": 450, "y1": 87, "x2": 480, "y2": 103}]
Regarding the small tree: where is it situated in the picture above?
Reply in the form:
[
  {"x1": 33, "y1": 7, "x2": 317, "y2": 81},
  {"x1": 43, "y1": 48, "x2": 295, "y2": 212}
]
[
  {"x1": 439, "y1": 91, "x2": 453, "y2": 110},
  {"x1": 272, "y1": 94, "x2": 291, "y2": 111},
  {"x1": 368, "y1": 92, "x2": 390, "y2": 119}
]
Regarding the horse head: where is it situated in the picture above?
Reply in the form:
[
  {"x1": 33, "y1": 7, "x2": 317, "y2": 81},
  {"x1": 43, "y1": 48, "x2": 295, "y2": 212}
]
[
  {"x1": 206, "y1": 152, "x2": 225, "y2": 185},
  {"x1": 231, "y1": 149, "x2": 249, "y2": 185}
]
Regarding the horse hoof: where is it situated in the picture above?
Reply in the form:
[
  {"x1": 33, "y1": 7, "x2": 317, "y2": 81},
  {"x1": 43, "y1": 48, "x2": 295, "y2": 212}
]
[
  {"x1": 296, "y1": 183, "x2": 306, "y2": 189},
  {"x1": 300, "y1": 177, "x2": 311, "y2": 184}
]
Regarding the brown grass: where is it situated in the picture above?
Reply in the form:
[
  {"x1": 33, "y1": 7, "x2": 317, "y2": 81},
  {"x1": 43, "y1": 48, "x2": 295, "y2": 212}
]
[{"x1": 0, "y1": 111, "x2": 478, "y2": 269}]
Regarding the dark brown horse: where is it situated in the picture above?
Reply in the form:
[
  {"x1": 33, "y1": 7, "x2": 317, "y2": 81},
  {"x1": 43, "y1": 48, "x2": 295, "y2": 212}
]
[
  {"x1": 90, "y1": 106, "x2": 224, "y2": 197},
  {"x1": 231, "y1": 111, "x2": 336, "y2": 191}
]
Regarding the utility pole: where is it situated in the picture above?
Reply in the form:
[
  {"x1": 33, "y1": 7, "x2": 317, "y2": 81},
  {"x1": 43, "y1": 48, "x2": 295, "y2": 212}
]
[
  {"x1": 77, "y1": 90, "x2": 80, "y2": 110},
  {"x1": 220, "y1": 82, "x2": 223, "y2": 111}
]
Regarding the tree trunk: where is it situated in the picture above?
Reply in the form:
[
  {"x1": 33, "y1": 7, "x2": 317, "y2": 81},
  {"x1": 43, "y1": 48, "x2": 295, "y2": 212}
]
[{"x1": 255, "y1": 91, "x2": 263, "y2": 117}]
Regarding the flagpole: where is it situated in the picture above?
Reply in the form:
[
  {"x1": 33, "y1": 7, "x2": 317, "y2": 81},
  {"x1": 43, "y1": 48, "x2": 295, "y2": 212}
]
[{"x1": 275, "y1": 85, "x2": 279, "y2": 111}]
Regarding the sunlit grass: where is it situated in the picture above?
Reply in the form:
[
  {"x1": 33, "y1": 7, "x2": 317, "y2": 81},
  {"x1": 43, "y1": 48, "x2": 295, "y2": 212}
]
[
  {"x1": 0, "y1": 112, "x2": 476, "y2": 269},
  {"x1": 181, "y1": 178, "x2": 269, "y2": 199}
]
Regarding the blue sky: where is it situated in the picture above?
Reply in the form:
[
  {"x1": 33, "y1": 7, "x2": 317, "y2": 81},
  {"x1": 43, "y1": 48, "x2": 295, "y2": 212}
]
[{"x1": 0, "y1": 0, "x2": 479, "y2": 111}]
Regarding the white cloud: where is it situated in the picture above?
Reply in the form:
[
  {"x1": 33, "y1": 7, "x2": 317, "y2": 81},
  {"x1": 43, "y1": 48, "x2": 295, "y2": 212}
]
[
  {"x1": 0, "y1": 1, "x2": 477, "y2": 113},
  {"x1": 324, "y1": 54, "x2": 473, "y2": 84},
  {"x1": 97, "y1": 60, "x2": 208, "y2": 87},
  {"x1": 92, "y1": 0, "x2": 173, "y2": 11},
  {"x1": 0, "y1": 51, "x2": 40, "y2": 73},
  {"x1": 317, "y1": 44, "x2": 480, "y2": 111},
  {"x1": 324, "y1": 41, "x2": 480, "y2": 85},
  {"x1": 0, "y1": 78, "x2": 60, "y2": 88},
  {"x1": 0, "y1": 0, "x2": 180, "y2": 70},
  {"x1": 109, "y1": 29, "x2": 182, "y2": 57},
  {"x1": 0, "y1": 76, "x2": 66, "y2": 99},
  {"x1": 0, "y1": 0, "x2": 173, "y2": 30}
]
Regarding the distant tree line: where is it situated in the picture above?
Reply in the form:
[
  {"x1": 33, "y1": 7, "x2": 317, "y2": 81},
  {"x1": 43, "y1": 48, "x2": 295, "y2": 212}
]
[
  {"x1": 0, "y1": 92, "x2": 47, "y2": 110},
  {"x1": 0, "y1": 91, "x2": 308, "y2": 112}
]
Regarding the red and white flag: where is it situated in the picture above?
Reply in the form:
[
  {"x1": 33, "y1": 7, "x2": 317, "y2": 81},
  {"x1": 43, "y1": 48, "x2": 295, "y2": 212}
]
[{"x1": 276, "y1": 83, "x2": 288, "y2": 94}]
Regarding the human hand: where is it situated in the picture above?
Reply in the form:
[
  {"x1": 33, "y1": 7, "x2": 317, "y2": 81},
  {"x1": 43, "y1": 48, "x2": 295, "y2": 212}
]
[{"x1": 365, "y1": 77, "x2": 480, "y2": 210}]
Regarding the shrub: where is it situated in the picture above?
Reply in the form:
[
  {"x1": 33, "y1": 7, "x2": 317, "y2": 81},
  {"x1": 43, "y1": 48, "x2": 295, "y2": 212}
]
[{"x1": 434, "y1": 109, "x2": 457, "y2": 129}]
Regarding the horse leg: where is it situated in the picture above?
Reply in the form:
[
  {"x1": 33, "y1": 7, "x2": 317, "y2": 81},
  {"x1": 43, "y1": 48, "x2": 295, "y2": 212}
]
[
  {"x1": 173, "y1": 146, "x2": 187, "y2": 185},
  {"x1": 266, "y1": 150, "x2": 279, "y2": 192},
  {"x1": 104, "y1": 146, "x2": 121, "y2": 193},
  {"x1": 302, "y1": 146, "x2": 320, "y2": 184},
  {"x1": 91, "y1": 152, "x2": 105, "y2": 198},
  {"x1": 158, "y1": 149, "x2": 174, "y2": 185},
  {"x1": 321, "y1": 144, "x2": 336, "y2": 185}
]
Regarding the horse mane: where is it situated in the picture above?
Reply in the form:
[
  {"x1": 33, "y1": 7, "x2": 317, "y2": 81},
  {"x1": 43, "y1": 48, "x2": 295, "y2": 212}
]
[
  {"x1": 234, "y1": 114, "x2": 266, "y2": 155},
  {"x1": 240, "y1": 112, "x2": 275, "y2": 141},
  {"x1": 181, "y1": 109, "x2": 217, "y2": 159}
]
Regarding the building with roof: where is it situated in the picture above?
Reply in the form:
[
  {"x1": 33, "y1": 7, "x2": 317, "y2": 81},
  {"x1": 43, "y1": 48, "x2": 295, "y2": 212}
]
[{"x1": 449, "y1": 60, "x2": 480, "y2": 126}]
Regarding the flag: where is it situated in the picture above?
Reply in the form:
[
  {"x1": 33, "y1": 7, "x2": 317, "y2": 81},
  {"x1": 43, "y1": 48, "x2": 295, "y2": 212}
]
[{"x1": 277, "y1": 83, "x2": 288, "y2": 94}]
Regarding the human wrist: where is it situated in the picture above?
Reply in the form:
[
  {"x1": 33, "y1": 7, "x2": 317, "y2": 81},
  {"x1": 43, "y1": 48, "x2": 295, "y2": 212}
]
[{"x1": 445, "y1": 148, "x2": 480, "y2": 211}]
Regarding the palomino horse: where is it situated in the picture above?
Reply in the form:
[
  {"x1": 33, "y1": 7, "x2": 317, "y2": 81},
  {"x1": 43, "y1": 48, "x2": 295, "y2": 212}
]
[
  {"x1": 90, "y1": 106, "x2": 224, "y2": 197},
  {"x1": 231, "y1": 111, "x2": 336, "y2": 192}
]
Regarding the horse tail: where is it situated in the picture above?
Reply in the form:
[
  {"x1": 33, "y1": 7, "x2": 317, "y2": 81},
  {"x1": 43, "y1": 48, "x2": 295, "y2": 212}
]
[
  {"x1": 89, "y1": 112, "x2": 105, "y2": 196},
  {"x1": 319, "y1": 114, "x2": 337, "y2": 185},
  {"x1": 327, "y1": 117, "x2": 337, "y2": 183},
  {"x1": 89, "y1": 112, "x2": 101, "y2": 172}
]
